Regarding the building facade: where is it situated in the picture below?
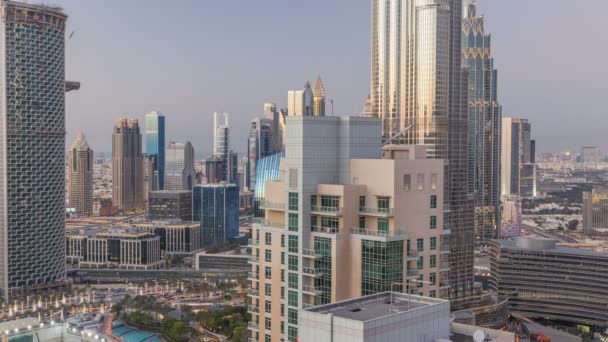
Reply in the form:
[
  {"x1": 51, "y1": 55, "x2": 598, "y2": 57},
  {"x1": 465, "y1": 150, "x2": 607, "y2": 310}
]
[
  {"x1": 582, "y1": 188, "x2": 608, "y2": 235},
  {"x1": 501, "y1": 117, "x2": 535, "y2": 197},
  {"x1": 69, "y1": 132, "x2": 94, "y2": 216},
  {"x1": 205, "y1": 156, "x2": 226, "y2": 184},
  {"x1": 247, "y1": 118, "x2": 274, "y2": 189},
  {"x1": 0, "y1": 1, "x2": 69, "y2": 299},
  {"x1": 145, "y1": 111, "x2": 165, "y2": 190},
  {"x1": 133, "y1": 221, "x2": 201, "y2": 255},
  {"x1": 112, "y1": 118, "x2": 145, "y2": 211},
  {"x1": 463, "y1": 2, "x2": 502, "y2": 245},
  {"x1": 253, "y1": 152, "x2": 284, "y2": 217},
  {"x1": 193, "y1": 184, "x2": 239, "y2": 247},
  {"x1": 369, "y1": 0, "x2": 474, "y2": 303},
  {"x1": 264, "y1": 102, "x2": 283, "y2": 153},
  {"x1": 213, "y1": 112, "x2": 230, "y2": 159},
  {"x1": 164, "y1": 141, "x2": 195, "y2": 191},
  {"x1": 287, "y1": 82, "x2": 314, "y2": 116},
  {"x1": 312, "y1": 75, "x2": 326, "y2": 117},
  {"x1": 489, "y1": 237, "x2": 608, "y2": 327},
  {"x1": 248, "y1": 116, "x2": 449, "y2": 341},
  {"x1": 148, "y1": 190, "x2": 193, "y2": 221}
]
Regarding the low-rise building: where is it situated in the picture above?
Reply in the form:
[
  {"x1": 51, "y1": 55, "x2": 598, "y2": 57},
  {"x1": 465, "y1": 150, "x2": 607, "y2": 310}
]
[
  {"x1": 148, "y1": 190, "x2": 193, "y2": 221},
  {"x1": 582, "y1": 187, "x2": 608, "y2": 235},
  {"x1": 195, "y1": 251, "x2": 249, "y2": 273},
  {"x1": 132, "y1": 220, "x2": 201, "y2": 255}
]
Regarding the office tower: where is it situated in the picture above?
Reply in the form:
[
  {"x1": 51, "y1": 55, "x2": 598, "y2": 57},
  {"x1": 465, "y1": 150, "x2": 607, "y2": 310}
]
[
  {"x1": 582, "y1": 188, "x2": 608, "y2": 235},
  {"x1": 193, "y1": 184, "x2": 239, "y2": 247},
  {"x1": 148, "y1": 190, "x2": 193, "y2": 221},
  {"x1": 68, "y1": 132, "x2": 94, "y2": 216},
  {"x1": 164, "y1": 141, "x2": 196, "y2": 191},
  {"x1": 112, "y1": 118, "x2": 145, "y2": 211},
  {"x1": 248, "y1": 116, "x2": 448, "y2": 341},
  {"x1": 253, "y1": 152, "x2": 284, "y2": 217},
  {"x1": 264, "y1": 102, "x2": 282, "y2": 154},
  {"x1": 0, "y1": 1, "x2": 68, "y2": 299},
  {"x1": 227, "y1": 150, "x2": 239, "y2": 185},
  {"x1": 312, "y1": 74, "x2": 326, "y2": 117},
  {"x1": 370, "y1": 0, "x2": 474, "y2": 303},
  {"x1": 145, "y1": 111, "x2": 165, "y2": 190},
  {"x1": 287, "y1": 81, "x2": 314, "y2": 116},
  {"x1": 463, "y1": 2, "x2": 502, "y2": 245},
  {"x1": 501, "y1": 117, "x2": 535, "y2": 197},
  {"x1": 213, "y1": 112, "x2": 230, "y2": 158},
  {"x1": 205, "y1": 156, "x2": 226, "y2": 184},
  {"x1": 238, "y1": 157, "x2": 249, "y2": 190},
  {"x1": 143, "y1": 154, "x2": 154, "y2": 205},
  {"x1": 247, "y1": 118, "x2": 274, "y2": 189},
  {"x1": 489, "y1": 237, "x2": 608, "y2": 327}
]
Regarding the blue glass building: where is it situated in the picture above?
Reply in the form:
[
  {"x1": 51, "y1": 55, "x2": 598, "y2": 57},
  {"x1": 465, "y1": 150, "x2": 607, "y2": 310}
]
[
  {"x1": 145, "y1": 111, "x2": 166, "y2": 190},
  {"x1": 253, "y1": 152, "x2": 284, "y2": 217},
  {"x1": 193, "y1": 184, "x2": 239, "y2": 247}
]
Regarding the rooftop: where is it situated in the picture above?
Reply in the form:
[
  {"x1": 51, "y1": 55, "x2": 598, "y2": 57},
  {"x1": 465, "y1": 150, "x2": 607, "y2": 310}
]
[{"x1": 495, "y1": 237, "x2": 608, "y2": 258}]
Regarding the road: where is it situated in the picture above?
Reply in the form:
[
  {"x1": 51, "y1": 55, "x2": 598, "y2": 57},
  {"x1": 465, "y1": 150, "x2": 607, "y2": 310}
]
[{"x1": 521, "y1": 225, "x2": 578, "y2": 243}]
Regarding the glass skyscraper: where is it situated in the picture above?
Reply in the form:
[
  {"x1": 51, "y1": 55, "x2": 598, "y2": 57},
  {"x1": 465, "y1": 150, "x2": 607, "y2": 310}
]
[
  {"x1": 247, "y1": 118, "x2": 274, "y2": 190},
  {"x1": 370, "y1": 0, "x2": 474, "y2": 303},
  {"x1": 145, "y1": 111, "x2": 166, "y2": 190},
  {"x1": 193, "y1": 184, "x2": 239, "y2": 247},
  {"x1": 0, "y1": 1, "x2": 68, "y2": 299},
  {"x1": 463, "y1": 2, "x2": 502, "y2": 245},
  {"x1": 253, "y1": 152, "x2": 284, "y2": 217}
]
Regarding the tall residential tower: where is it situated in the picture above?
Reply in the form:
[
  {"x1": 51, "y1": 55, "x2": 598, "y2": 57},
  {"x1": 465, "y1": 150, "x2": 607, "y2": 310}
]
[
  {"x1": 501, "y1": 117, "x2": 535, "y2": 198},
  {"x1": 68, "y1": 132, "x2": 94, "y2": 216},
  {"x1": 112, "y1": 118, "x2": 145, "y2": 211}
]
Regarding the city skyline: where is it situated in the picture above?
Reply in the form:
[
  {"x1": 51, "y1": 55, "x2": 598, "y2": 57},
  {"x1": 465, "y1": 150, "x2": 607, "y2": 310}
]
[{"x1": 61, "y1": 0, "x2": 608, "y2": 155}]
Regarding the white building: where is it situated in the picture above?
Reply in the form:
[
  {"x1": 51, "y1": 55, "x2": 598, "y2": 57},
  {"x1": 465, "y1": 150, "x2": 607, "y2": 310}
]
[
  {"x1": 287, "y1": 81, "x2": 314, "y2": 116},
  {"x1": 164, "y1": 141, "x2": 196, "y2": 191}
]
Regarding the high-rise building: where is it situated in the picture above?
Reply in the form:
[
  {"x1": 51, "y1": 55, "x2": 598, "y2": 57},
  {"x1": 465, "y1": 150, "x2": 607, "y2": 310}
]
[
  {"x1": 227, "y1": 150, "x2": 239, "y2": 185},
  {"x1": 369, "y1": 0, "x2": 474, "y2": 302},
  {"x1": 193, "y1": 184, "x2": 239, "y2": 247},
  {"x1": 112, "y1": 118, "x2": 145, "y2": 211},
  {"x1": 501, "y1": 117, "x2": 535, "y2": 197},
  {"x1": 164, "y1": 141, "x2": 196, "y2": 191},
  {"x1": 253, "y1": 152, "x2": 284, "y2": 217},
  {"x1": 247, "y1": 118, "x2": 274, "y2": 189},
  {"x1": 213, "y1": 112, "x2": 230, "y2": 159},
  {"x1": 69, "y1": 132, "x2": 94, "y2": 216},
  {"x1": 248, "y1": 116, "x2": 448, "y2": 341},
  {"x1": 145, "y1": 111, "x2": 165, "y2": 190},
  {"x1": 582, "y1": 188, "x2": 608, "y2": 235},
  {"x1": 287, "y1": 82, "x2": 314, "y2": 116},
  {"x1": 264, "y1": 102, "x2": 284, "y2": 153},
  {"x1": 205, "y1": 156, "x2": 226, "y2": 184},
  {"x1": 0, "y1": 1, "x2": 68, "y2": 299},
  {"x1": 463, "y1": 2, "x2": 502, "y2": 245},
  {"x1": 312, "y1": 74, "x2": 326, "y2": 117},
  {"x1": 148, "y1": 190, "x2": 193, "y2": 221}
]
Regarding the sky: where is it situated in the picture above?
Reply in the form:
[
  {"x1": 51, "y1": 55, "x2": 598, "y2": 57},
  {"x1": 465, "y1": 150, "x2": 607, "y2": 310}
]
[{"x1": 61, "y1": 0, "x2": 608, "y2": 157}]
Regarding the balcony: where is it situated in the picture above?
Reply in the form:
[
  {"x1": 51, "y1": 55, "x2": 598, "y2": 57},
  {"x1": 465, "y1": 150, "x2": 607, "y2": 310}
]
[
  {"x1": 302, "y1": 285, "x2": 323, "y2": 295},
  {"x1": 248, "y1": 239, "x2": 259, "y2": 247},
  {"x1": 310, "y1": 205, "x2": 342, "y2": 216},
  {"x1": 441, "y1": 229, "x2": 451, "y2": 235},
  {"x1": 440, "y1": 244, "x2": 450, "y2": 254},
  {"x1": 252, "y1": 218, "x2": 285, "y2": 229},
  {"x1": 260, "y1": 200, "x2": 286, "y2": 211},
  {"x1": 248, "y1": 305, "x2": 259, "y2": 313},
  {"x1": 359, "y1": 207, "x2": 394, "y2": 218},
  {"x1": 407, "y1": 250, "x2": 419, "y2": 260},
  {"x1": 302, "y1": 248, "x2": 323, "y2": 258},
  {"x1": 248, "y1": 322, "x2": 259, "y2": 331},
  {"x1": 302, "y1": 266, "x2": 323, "y2": 277},
  {"x1": 311, "y1": 226, "x2": 340, "y2": 234},
  {"x1": 247, "y1": 272, "x2": 259, "y2": 281},
  {"x1": 440, "y1": 281, "x2": 450, "y2": 289},
  {"x1": 302, "y1": 303, "x2": 316, "y2": 309},
  {"x1": 407, "y1": 269, "x2": 419, "y2": 279},
  {"x1": 439, "y1": 261, "x2": 450, "y2": 272},
  {"x1": 351, "y1": 228, "x2": 407, "y2": 242},
  {"x1": 247, "y1": 289, "x2": 259, "y2": 297},
  {"x1": 248, "y1": 256, "x2": 260, "y2": 264}
]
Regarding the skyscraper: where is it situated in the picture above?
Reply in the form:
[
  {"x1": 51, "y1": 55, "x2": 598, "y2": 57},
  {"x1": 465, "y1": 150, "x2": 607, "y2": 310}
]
[
  {"x1": 264, "y1": 102, "x2": 284, "y2": 153},
  {"x1": 68, "y1": 132, "x2": 94, "y2": 216},
  {"x1": 287, "y1": 81, "x2": 314, "y2": 116},
  {"x1": 463, "y1": 2, "x2": 502, "y2": 245},
  {"x1": 164, "y1": 141, "x2": 196, "y2": 191},
  {"x1": 247, "y1": 118, "x2": 274, "y2": 190},
  {"x1": 312, "y1": 74, "x2": 326, "y2": 117},
  {"x1": 213, "y1": 112, "x2": 229, "y2": 159},
  {"x1": 501, "y1": 117, "x2": 535, "y2": 197},
  {"x1": 145, "y1": 111, "x2": 166, "y2": 190},
  {"x1": 0, "y1": 1, "x2": 68, "y2": 299},
  {"x1": 193, "y1": 184, "x2": 239, "y2": 247},
  {"x1": 112, "y1": 118, "x2": 145, "y2": 211},
  {"x1": 370, "y1": 0, "x2": 474, "y2": 302}
]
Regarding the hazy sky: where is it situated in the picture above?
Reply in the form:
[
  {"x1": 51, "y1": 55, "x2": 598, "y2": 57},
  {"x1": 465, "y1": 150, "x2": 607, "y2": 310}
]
[{"x1": 62, "y1": 0, "x2": 608, "y2": 156}]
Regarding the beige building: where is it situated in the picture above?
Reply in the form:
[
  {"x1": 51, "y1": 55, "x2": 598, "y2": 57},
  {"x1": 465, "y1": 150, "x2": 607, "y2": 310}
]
[
  {"x1": 248, "y1": 116, "x2": 448, "y2": 342},
  {"x1": 583, "y1": 187, "x2": 608, "y2": 235},
  {"x1": 68, "y1": 132, "x2": 94, "y2": 215},
  {"x1": 112, "y1": 118, "x2": 144, "y2": 211}
]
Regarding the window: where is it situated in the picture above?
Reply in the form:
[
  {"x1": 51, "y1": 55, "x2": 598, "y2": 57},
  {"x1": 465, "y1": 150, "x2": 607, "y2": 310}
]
[
  {"x1": 265, "y1": 249, "x2": 272, "y2": 262},
  {"x1": 359, "y1": 216, "x2": 366, "y2": 229},
  {"x1": 281, "y1": 304, "x2": 285, "y2": 316},
  {"x1": 265, "y1": 232, "x2": 272, "y2": 245},
  {"x1": 430, "y1": 255, "x2": 437, "y2": 268},
  {"x1": 288, "y1": 168, "x2": 298, "y2": 189},
  {"x1": 416, "y1": 238, "x2": 424, "y2": 251},
  {"x1": 430, "y1": 272, "x2": 436, "y2": 285},
  {"x1": 288, "y1": 273, "x2": 298, "y2": 289},
  {"x1": 281, "y1": 287, "x2": 285, "y2": 299},
  {"x1": 310, "y1": 215, "x2": 317, "y2": 230},
  {"x1": 265, "y1": 300, "x2": 271, "y2": 313},
  {"x1": 430, "y1": 195, "x2": 437, "y2": 209},
  {"x1": 429, "y1": 290, "x2": 436, "y2": 298},
  {"x1": 288, "y1": 309, "x2": 298, "y2": 325},
  {"x1": 265, "y1": 283, "x2": 271, "y2": 296},
  {"x1": 265, "y1": 317, "x2": 271, "y2": 330},
  {"x1": 404, "y1": 174, "x2": 411, "y2": 191},
  {"x1": 288, "y1": 291, "x2": 298, "y2": 307},
  {"x1": 430, "y1": 216, "x2": 437, "y2": 229},
  {"x1": 359, "y1": 196, "x2": 366, "y2": 211},
  {"x1": 310, "y1": 195, "x2": 317, "y2": 207},
  {"x1": 288, "y1": 213, "x2": 298, "y2": 232},
  {"x1": 265, "y1": 335, "x2": 271, "y2": 342},
  {"x1": 288, "y1": 236, "x2": 298, "y2": 253},
  {"x1": 378, "y1": 218, "x2": 389, "y2": 234},
  {"x1": 265, "y1": 267, "x2": 272, "y2": 279},
  {"x1": 281, "y1": 252, "x2": 285, "y2": 265},
  {"x1": 430, "y1": 237, "x2": 437, "y2": 250},
  {"x1": 377, "y1": 196, "x2": 390, "y2": 213},
  {"x1": 320, "y1": 195, "x2": 340, "y2": 210},
  {"x1": 417, "y1": 173, "x2": 424, "y2": 190},
  {"x1": 281, "y1": 322, "x2": 285, "y2": 334},
  {"x1": 288, "y1": 255, "x2": 298, "y2": 271},
  {"x1": 288, "y1": 192, "x2": 298, "y2": 211},
  {"x1": 431, "y1": 174, "x2": 438, "y2": 191},
  {"x1": 281, "y1": 270, "x2": 285, "y2": 282},
  {"x1": 417, "y1": 274, "x2": 423, "y2": 288},
  {"x1": 281, "y1": 234, "x2": 285, "y2": 247},
  {"x1": 417, "y1": 256, "x2": 423, "y2": 270},
  {"x1": 288, "y1": 327, "x2": 298, "y2": 342}
]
